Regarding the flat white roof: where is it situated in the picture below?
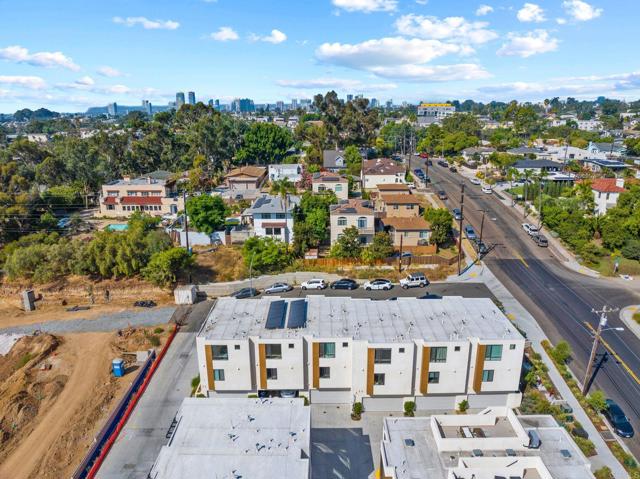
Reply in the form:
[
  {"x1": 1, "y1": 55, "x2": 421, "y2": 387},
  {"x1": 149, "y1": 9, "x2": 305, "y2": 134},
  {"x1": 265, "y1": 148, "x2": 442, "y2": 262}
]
[
  {"x1": 150, "y1": 397, "x2": 310, "y2": 479},
  {"x1": 382, "y1": 412, "x2": 594, "y2": 479},
  {"x1": 198, "y1": 296, "x2": 523, "y2": 343}
]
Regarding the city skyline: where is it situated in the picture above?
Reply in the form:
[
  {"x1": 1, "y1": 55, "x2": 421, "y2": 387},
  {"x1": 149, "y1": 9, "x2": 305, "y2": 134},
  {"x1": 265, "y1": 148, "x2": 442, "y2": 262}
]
[{"x1": 0, "y1": 0, "x2": 637, "y2": 112}]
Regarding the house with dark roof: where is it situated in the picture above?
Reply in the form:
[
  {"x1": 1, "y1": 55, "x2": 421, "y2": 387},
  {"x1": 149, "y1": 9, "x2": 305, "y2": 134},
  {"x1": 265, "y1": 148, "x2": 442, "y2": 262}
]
[
  {"x1": 588, "y1": 141, "x2": 626, "y2": 158},
  {"x1": 580, "y1": 158, "x2": 628, "y2": 174},
  {"x1": 323, "y1": 150, "x2": 347, "y2": 172},
  {"x1": 513, "y1": 159, "x2": 562, "y2": 174},
  {"x1": 243, "y1": 194, "x2": 300, "y2": 244},
  {"x1": 329, "y1": 199, "x2": 375, "y2": 245}
]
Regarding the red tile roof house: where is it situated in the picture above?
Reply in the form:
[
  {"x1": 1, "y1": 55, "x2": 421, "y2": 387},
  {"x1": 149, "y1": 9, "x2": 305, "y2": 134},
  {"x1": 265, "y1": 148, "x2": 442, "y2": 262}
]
[
  {"x1": 99, "y1": 175, "x2": 184, "y2": 218},
  {"x1": 590, "y1": 178, "x2": 627, "y2": 216}
]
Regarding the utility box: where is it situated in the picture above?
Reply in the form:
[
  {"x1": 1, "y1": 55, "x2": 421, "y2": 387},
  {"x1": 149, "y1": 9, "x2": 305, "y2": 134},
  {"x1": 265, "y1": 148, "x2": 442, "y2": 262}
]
[
  {"x1": 112, "y1": 358, "x2": 125, "y2": 377},
  {"x1": 174, "y1": 285, "x2": 197, "y2": 305},
  {"x1": 22, "y1": 290, "x2": 36, "y2": 311}
]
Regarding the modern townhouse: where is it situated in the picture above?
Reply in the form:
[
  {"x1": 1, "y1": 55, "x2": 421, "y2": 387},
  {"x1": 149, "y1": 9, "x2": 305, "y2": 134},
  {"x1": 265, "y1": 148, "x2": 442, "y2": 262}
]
[
  {"x1": 379, "y1": 407, "x2": 595, "y2": 479},
  {"x1": 329, "y1": 199, "x2": 375, "y2": 245},
  {"x1": 312, "y1": 171, "x2": 349, "y2": 200},
  {"x1": 99, "y1": 174, "x2": 184, "y2": 218},
  {"x1": 362, "y1": 158, "x2": 406, "y2": 190},
  {"x1": 242, "y1": 194, "x2": 299, "y2": 244},
  {"x1": 196, "y1": 296, "x2": 526, "y2": 412},
  {"x1": 149, "y1": 397, "x2": 310, "y2": 479}
]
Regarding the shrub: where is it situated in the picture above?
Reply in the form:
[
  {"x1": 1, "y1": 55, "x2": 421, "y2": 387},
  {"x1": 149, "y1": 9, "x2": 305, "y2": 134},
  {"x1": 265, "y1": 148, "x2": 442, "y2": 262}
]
[
  {"x1": 457, "y1": 399, "x2": 469, "y2": 413},
  {"x1": 351, "y1": 402, "x2": 363, "y2": 420},
  {"x1": 404, "y1": 401, "x2": 416, "y2": 417},
  {"x1": 143, "y1": 247, "x2": 194, "y2": 287},
  {"x1": 622, "y1": 240, "x2": 640, "y2": 261},
  {"x1": 586, "y1": 390, "x2": 607, "y2": 412},
  {"x1": 191, "y1": 376, "x2": 200, "y2": 389},
  {"x1": 144, "y1": 332, "x2": 161, "y2": 347},
  {"x1": 300, "y1": 395, "x2": 310, "y2": 406},
  {"x1": 551, "y1": 341, "x2": 572, "y2": 365},
  {"x1": 573, "y1": 436, "x2": 596, "y2": 457},
  {"x1": 594, "y1": 466, "x2": 613, "y2": 479},
  {"x1": 154, "y1": 327, "x2": 164, "y2": 334}
]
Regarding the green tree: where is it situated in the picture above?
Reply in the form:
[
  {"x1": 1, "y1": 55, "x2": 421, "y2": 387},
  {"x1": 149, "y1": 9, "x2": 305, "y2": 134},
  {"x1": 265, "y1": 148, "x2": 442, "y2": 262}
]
[
  {"x1": 551, "y1": 341, "x2": 572, "y2": 364},
  {"x1": 242, "y1": 236, "x2": 291, "y2": 274},
  {"x1": 344, "y1": 145, "x2": 362, "y2": 176},
  {"x1": 586, "y1": 390, "x2": 607, "y2": 412},
  {"x1": 237, "y1": 122, "x2": 293, "y2": 164},
  {"x1": 143, "y1": 247, "x2": 193, "y2": 286},
  {"x1": 362, "y1": 231, "x2": 394, "y2": 262},
  {"x1": 187, "y1": 195, "x2": 230, "y2": 234},
  {"x1": 330, "y1": 226, "x2": 362, "y2": 259},
  {"x1": 424, "y1": 208, "x2": 453, "y2": 245}
]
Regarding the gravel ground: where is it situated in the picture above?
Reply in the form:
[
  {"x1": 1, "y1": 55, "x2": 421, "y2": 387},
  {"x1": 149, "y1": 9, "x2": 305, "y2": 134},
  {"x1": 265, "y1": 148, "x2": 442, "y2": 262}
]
[{"x1": 0, "y1": 306, "x2": 176, "y2": 335}]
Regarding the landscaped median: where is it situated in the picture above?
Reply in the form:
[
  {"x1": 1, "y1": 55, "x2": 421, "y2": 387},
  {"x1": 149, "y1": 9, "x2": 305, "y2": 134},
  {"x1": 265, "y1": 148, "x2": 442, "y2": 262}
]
[{"x1": 541, "y1": 339, "x2": 640, "y2": 478}]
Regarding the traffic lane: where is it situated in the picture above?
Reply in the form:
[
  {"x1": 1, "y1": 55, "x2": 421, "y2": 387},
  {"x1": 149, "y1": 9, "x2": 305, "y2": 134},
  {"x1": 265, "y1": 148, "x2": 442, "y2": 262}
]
[
  {"x1": 264, "y1": 282, "x2": 498, "y2": 302},
  {"x1": 490, "y1": 255, "x2": 640, "y2": 456}
]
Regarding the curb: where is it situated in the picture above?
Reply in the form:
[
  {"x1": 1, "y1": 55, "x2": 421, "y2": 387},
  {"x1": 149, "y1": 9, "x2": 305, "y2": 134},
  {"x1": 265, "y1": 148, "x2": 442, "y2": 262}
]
[{"x1": 620, "y1": 306, "x2": 640, "y2": 341}]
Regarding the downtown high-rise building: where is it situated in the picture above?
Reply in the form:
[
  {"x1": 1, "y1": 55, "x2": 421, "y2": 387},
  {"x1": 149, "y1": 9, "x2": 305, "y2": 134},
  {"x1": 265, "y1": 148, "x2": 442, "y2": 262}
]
[
  {"x1": 176, "y1": 92, "x2": 185, "y2": 109},
  {"x1": 291, "y1": 98, "x2": 298, "y2": 110},
  {"x1": 142, "y1": 100, "x2": 152, "y2": 115},
  {"x1": 370, "y1": 98, "x2": 379, "y2": 108},
  {"x1": 107, "y1": 102, "x2": 118, "y2": 117},
  {"x1": 276, "y1": 100, "x2": 284, "y2": 112},
  {"x1": 346, "y1": 94, "x2": 354, "y2": 102},
  {"x1": 188, "y1": 91, "x2": 196, "y2": 105}
]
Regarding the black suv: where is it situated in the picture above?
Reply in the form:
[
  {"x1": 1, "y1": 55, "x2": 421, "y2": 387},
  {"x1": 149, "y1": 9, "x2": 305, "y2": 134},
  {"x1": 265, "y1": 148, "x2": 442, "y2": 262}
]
[{"x1": 330, "y1": 278, "x2": 358, "y2": 290}]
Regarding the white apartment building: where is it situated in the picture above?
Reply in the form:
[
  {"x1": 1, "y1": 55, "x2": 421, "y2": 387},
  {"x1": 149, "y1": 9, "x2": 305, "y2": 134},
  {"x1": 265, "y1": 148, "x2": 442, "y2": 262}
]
[
  {"x1": 380, "y1": 407, "x2": 594, "y2": 479},
  {"x1": 196, "y1": 296, "x2": 526, "y2": 412},
  {"x1": 242, "y1": 194, "x2": 299, "y2": 244},
  {"x1": 591, "y1": 178, "x2": 627, "y2": 216},
  {"x1": 99, "y1": 175, "x2": 184, "y2": 218},
  {"x1": 362, "y1": 158, "x2": 406, "y2": 190},
  {"x1": 576, "y1": 119, "x2": 603, "y2": 132},
  {"x1": 417, "y1": 103, "x2": 455, "y2": 126},
  {"x1": 149, "y1": 397, "x2": 310, "y2": 479}
]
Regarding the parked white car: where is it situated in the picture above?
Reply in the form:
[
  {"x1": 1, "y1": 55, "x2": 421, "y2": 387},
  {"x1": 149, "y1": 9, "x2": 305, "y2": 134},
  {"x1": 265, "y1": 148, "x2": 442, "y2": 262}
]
[
  {"x1": 300, "y1": 278, "x2": 327, "y2": 290},
  {"x1": 363, "y1": 279, "x2": 393, "y2": 291},
  {"x1": 470, "y1": 177, "x2": 482, "y2": 185},
  {"x1": 522, "y1": 223, "x2": 539, "y2": 236},
  {"x1": 400, "y1": 273, "x2": 429, "y2": 289},
  {"x1": 481, "y1": 185, "x2": 493, "y2": 194}
]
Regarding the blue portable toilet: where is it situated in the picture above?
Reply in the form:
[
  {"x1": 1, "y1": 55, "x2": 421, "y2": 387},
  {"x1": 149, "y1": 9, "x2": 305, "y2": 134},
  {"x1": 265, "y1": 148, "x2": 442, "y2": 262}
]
[{"x1": 112, "y1": 358, "x2": 125, "y2": 377}]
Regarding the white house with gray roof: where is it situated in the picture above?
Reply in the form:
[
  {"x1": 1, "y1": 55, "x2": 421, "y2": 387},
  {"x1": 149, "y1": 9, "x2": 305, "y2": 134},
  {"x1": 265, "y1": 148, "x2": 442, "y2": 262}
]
[
  {"x1": 242, "y1": 194, "x2": 299, "y2": 244},
  {"x1": 196, "y1": 296, "x2": 525, "y2": 411}
]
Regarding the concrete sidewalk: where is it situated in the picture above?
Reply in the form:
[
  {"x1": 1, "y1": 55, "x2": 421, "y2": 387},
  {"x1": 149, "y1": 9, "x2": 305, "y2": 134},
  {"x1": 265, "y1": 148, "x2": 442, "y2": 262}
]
[{"x1": 450, "y1": 263, "x2": 629, "y2": 478}]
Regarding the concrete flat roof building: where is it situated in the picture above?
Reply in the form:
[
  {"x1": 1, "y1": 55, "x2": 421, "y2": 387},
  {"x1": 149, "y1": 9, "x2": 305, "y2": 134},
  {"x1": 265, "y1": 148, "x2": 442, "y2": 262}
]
[
  {"x1": 149, "y1": 397, "x2": 310, "y2": 479},
  {"x1": 196, "y1": 296, "x2": 525, "y2": 411},
  {"x1": 380, "y1": 407, "x2": 594, "y2": 479}
]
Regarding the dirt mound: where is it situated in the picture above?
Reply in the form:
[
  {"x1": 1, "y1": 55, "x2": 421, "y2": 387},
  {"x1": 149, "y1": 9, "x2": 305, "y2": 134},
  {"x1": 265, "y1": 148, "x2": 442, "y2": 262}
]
[
  {"x1": 0, "y1": 334, "x2": 66, "y2": 464},
  {"x1": 0, "y1": 327, "x2": 169, "y2": 479}
]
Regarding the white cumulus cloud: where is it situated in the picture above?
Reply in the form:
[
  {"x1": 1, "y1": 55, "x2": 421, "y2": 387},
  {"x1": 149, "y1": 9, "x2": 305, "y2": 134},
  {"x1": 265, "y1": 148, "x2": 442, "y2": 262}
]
[
  {"x1": 517, "y1": 3, "x2": 546, "y2": 22},
  {"x1": 209, "y1": 27, "x2": 239, "y2": 41},
  {"x1": 497, "y1": 30, "x2": 558, "y2": 58},
  {"x1": 476, "y1": 4, "x2": 494, "y2": 16},
  {"x1": 113, "y1": 16, "x2": 180, "y2": 30},
  {"x1": 250, "y1": 29, "x2": 287, "y2": 44},
  {"x1": 368, "y1": 63, "x2": 491, "y2": 82},
  {"x1": 0, "y1": 45, "x2": 80, "y2": 71},
  {"x1": 332, "y1": 0, "x2": 398, "y2": 13},
  {"x1": 75, "y1": 76, "x2": 95, "y2": 86},
  {"x1": 562, "y1": 0, "x2": 602, "y2": 21},
  {"x1": 394, "y1": 14, "x2": 498, "y2": 44},
  {"x1": 0, "y1": 75, "x2": 47, "y2": 89},
  {"x1": 97, "y1": 66, "x2": 124, "y2": 77},
  {"x1": 276, "y1": 78, "x2": 397, "y2": 91}
]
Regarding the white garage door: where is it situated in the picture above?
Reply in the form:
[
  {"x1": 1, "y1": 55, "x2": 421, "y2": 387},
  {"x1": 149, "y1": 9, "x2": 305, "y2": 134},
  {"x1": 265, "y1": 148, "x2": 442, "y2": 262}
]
[
  {"x1": 415, "y1": 395, "x2": 456, "y2": 411},
  {"x1": 310, "y1": 389, "x2": 353, "y2": 404},
  {"x1": 468, "y1": 394, "x2": 509, "y2": 408},
  {"x1": 363, "y1": 397, "x2": 404, "y2": 412}
]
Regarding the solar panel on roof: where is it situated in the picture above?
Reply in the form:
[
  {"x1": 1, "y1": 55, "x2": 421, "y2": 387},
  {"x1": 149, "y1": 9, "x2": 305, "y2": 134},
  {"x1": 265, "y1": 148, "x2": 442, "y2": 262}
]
[
  {"x1": 287, "y1": 300, "x2": 308, "y2": 329},
  {"x1": 265, "y1": 300, "x2": 287, "y2": 329}
]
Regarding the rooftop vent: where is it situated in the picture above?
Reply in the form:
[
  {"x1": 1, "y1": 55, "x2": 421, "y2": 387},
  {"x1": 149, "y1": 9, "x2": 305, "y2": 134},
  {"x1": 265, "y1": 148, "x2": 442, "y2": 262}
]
[
  {"x1": 560, "y1": 449, "x2": 572, "y2": 458},
  {"x1": 404, "y1": 438, "x2": 415, "y2": 447}
]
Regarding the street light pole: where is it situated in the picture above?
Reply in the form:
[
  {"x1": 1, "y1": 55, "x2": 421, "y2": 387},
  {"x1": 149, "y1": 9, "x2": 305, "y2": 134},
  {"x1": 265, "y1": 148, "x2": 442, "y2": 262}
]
[
  {"x1": 478, "y1": 209, "x2": 487, "y2": 245},
  {"x1": 582, "y1": 307, "x2": 622, "y2": 395}
]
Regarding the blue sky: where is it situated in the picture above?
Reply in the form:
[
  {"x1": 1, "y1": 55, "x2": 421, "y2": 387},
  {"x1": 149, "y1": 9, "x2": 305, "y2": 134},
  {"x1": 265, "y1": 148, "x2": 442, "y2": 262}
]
[{"x1": 0, "y1": 0, "x2": 637, "y2": 112}]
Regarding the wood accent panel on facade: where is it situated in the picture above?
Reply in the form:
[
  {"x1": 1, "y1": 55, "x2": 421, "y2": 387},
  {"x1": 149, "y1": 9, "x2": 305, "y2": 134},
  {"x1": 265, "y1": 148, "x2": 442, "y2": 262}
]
[
  {"x1": 367, "y1": 348, "x2": 375, "y2": 396},
  {"x1": 473, "y1": 344, "x2": 486, "y2": 393},
  {"x1": 258, "y1": 343, "x2": 267, "y2": 389},
  {"x1": 205, "y1": 345, "x2": 215, "y2": 391},
  {"x1": 312, "y1": 342, "x2": 320, "y2": 389},
  {"x1": 419, "y1": 346, "x2": 431, "y2": 395}
]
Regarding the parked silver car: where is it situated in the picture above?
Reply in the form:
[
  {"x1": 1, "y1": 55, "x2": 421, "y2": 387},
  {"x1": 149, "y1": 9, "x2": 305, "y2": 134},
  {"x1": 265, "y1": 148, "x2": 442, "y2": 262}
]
[{"x1": 264, "y1": 282, "x2": 293, "y2": 294}]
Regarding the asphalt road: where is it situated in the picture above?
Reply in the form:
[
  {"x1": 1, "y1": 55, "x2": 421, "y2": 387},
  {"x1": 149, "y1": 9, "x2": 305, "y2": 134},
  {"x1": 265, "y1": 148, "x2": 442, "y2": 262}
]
[{"x1": 427, "y1": 163, "x2": 640, "y2": 457}]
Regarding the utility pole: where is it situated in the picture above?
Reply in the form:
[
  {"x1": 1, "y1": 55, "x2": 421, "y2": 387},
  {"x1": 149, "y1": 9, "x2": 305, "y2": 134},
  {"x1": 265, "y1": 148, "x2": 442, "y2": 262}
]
[
  {"x1": 582, "y1": 306, "x2": 622, "y2": 395},
  {"x1": 478, "y1": 209, "x2": 487, "y2": 244},
  {"x1": 457, "y1": 183, "x2": 465, "y2": 275},
  {"x1": 182, "y1": 190, "x2": 190, "y2": 254},
  {"x1": 398, "y1": 234, "x2": 403, "y2": 273}
]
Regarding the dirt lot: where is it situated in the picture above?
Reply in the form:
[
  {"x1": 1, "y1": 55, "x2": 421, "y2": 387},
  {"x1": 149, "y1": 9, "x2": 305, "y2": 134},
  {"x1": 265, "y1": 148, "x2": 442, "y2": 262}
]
[
  {"x1": 0, "y1": 276, "x2": 173, "y2": 330},
  {"x1": 190, "y1": 245, "x2": 247, "y2": 283},
  {"x1": 0, "y1": 326, "x2": 170, "y2": 479}
]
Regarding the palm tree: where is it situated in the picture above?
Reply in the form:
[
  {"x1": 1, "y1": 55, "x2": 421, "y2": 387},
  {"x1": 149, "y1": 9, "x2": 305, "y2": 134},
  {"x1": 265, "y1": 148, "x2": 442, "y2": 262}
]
[{"x1": 270, "y1": 178, "x2": 297, "y2": 244}]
